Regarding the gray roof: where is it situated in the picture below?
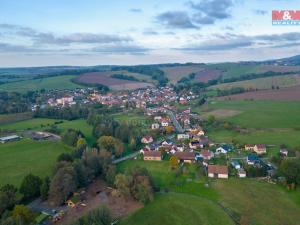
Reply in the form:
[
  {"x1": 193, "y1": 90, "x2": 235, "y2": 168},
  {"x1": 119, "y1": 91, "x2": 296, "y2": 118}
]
[{"x1": 0, "y1": 135, "x2": 20, "y2": 141}]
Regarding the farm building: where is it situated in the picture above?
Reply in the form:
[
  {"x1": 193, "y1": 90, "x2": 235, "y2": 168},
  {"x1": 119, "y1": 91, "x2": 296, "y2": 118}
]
[
  {"x1": 144, "y1": 151, "x2": 162, "y2": 161},
  {"x1": 208, "y1": 165, "x2": 228, "y2": 179},
  {"x1": 0, "y1": 135, "x2": 21, "y2": 143},
  {"x1": 175, "y1": 152, "x2": 196, "y2": 163}
]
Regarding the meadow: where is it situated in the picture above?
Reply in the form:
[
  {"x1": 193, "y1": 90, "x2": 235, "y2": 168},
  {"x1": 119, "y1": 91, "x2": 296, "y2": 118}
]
[
  {"x1": 118, "y1": 160, "x2": 300, "y2": 225},
  {"x1": 198, "y1": 100, "x2": 300, "y2": 129},
  {"x1": 1, "y1": 118, "x2": 95, "y2": 145},
  {"x1": 0, "y1": 75, "x2": 83, "y2": 93},
  {"x1": 209, "y1": 74, "x2": 300, "y2": 91},
  {"x1": 0, "y1": 139, "x2": 72, "y2": 187}
]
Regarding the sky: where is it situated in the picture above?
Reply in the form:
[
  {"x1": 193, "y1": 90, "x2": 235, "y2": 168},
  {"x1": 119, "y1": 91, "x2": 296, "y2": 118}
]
[{"x1": 0, "y1": 0, "x2": 300, "y2": 67}]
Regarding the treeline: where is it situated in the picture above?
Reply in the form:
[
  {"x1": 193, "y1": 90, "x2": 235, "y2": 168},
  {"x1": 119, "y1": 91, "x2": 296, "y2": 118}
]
[
  {"x1": 0, "y1": 91, "x2": 38, "y2": 114},
  {"x1": 222, "y1": 70, "x2": 300, "y2": 83},
  {"x1": 113, "y1": 66, "x2": 168, "y2": 86},
  {"x1": 111, "y1": 74, "x2": 139, "y2": 81},
  {"x1": 71, "y1": 78, "x2": 109, "y2": 93},
  {"x1": 87, "y1": 114, "x2": 146, "y2": 152},
  {"x1": 34, "y1": 105, "x2": 90, "y2": 120}
]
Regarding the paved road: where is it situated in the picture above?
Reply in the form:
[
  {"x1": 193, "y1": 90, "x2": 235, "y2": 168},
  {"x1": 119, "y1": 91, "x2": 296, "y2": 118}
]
[
  {"x1": 165, "y1": 110, "x2": 184, "y2": 133},
  {"x1": 112, "y1": 151, "x2": 140, "y2": 164}
]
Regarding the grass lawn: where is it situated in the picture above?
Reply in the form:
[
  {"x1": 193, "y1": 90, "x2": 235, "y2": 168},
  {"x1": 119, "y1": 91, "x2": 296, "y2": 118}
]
[
  {"x1": 0, "y1": 75, "x2": 83, "y2": 93},
  {"x1": 121, "y1": 193, "x2": 235, "y2": 225},
  {"x1": 1, "y1": 118, "x2": 95, "y2": 145},
  {"x1": 118, "y1": 160, "x2": 218, "y2": 200},
  {"x1": 198, "y1": 100, "x2": 300, "y2": 129},
  {"x1": 208, "y1": 129, "x2": 300, "y2": 148},
  {"x1": 213, "y1": 179, "x2": 300, "y2": 225},
  {"x1": 119, "y1": 160, "x2": 300, "y2": 225},
  {"x1": 0, "y1": 139, "x2": 72, "y2": 187}
]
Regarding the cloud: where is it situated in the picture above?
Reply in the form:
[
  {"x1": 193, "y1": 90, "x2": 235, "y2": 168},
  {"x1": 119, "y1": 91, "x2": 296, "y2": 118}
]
[
  {"x1": 156, "y1": 11, "x2": 198, "y2": 29},
  {"x1": 143, "y1": 29, "x2": 159, "y2": 35},
  {"x1": 0, "y1": 24, "x2": 132, "y2": 45},
  {"x1": 176, "y1": 32, "x2": 300, "y2": 51},
  {"x1": 90, "y1": 45, "x2": 150, "y2": 54},
  {"x1": 253, "y1": 9, "x2": 267, "y2": 15},
  {"x1": 130, "y1": 8, "x2": 142, "y2": 13},
  {"x1": 189, "y1": 0, "x2": 234, "y2": 25}
]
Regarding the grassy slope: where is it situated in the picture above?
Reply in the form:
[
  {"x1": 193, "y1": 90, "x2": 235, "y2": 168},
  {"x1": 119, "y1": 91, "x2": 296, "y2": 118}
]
[
  {"x1": 213, "y1": 179, "x2": 300, "y2": 225},
  {"x1": 0, "y1": 75, "x2": 83, "y2": 92},
  {"x1": 209, "y1": 75, "x2": 300, "y2": 90},
  {"x1": 200, "y1": 100, "x2": 300, "y2": 129},
  {"x1": 121, "y1": 193, "x2": 234, "y2": 225},
  {"x1": 0, "y1": 139, "x2": 72, "y2": 187},
  {"x1": 119, "y1": 160, "x2": 300, "y2": 225},
  {"x1": 207, "y1": 63, "x2": 260, "y2": 79}
]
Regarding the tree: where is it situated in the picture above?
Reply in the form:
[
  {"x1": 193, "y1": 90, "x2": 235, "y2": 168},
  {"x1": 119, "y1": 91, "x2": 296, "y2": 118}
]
[
  {"x1": 76, "y1": 138, "x2": 87, "y2": 148},
  {"x1": 12, "y1": 205, "x2": 34, "y2": 224},
  {"x1": 40, "y1": 176, "x2": 50, "y2": 201},
  {"x1": 62, "y1": 129, "x2": 80, "y2": 147},
  {"x1": 170, "y1": 156, "x2": 179, "y2": 169},
  {"x1": 279, "y1": 159, "x2": 300, "y2": 185},
  {"x1": 105, "y1": 165, "x2": 116, "y2": 186},
  {"x1": 207, "y1": 115, "x2": 216, "y2": 125},
  {"x1": 19, "y1": 174, "x2": 42, "y2": 200},
  {"x1": 69, "y1": 205, "x2": 112, "y2": 225},
  {"x1": 0, "y1": 184, "x2": 18, "y2": 215},
  {"x1": 57, "y1": 153, "x2": 73, "y2": 162},
  {"x1": 165, "y1": 126, "x2": 174, "y2": 134},
  {"x1": 97, "y1": 136, "x2": 124, "y2": 156},
  {"x1": 114, "y1": 174, "x2": 131, "y2": 199},
  {"x1": 49, "y1": 166, "x2": 77, "y2": 206}
]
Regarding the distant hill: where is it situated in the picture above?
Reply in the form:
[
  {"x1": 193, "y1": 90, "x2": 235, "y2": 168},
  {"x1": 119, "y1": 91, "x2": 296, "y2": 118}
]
[{"x1": 264, "y1": 55, "x2": 300, "y2": 66}]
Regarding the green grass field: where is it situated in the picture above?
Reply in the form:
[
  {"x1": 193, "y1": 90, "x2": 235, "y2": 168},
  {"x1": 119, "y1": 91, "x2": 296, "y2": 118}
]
[
  {"x1": 209, "y1": 75, "x2": 300, "y2": 91},
  {"x1": 0, "y1": 139, "x2": 72, "y2": 187},
  {"x1": 0, "y1": 112, "x2": 33, "y2": 125},
  {"x1": 208, "y1": 129, "x2": 300, "y2": 148},
  {"x1": 199, "y1": 100, "x2": 300, "y2": 129},
  {"x1": 0, "y1": 75, "x2": 83, "y2": 92},
  {"x1": 207, "y1": 63, "x2": 260, "y2": 79},
  {"x1": 1, "y1": 118, "x2": 95, "y2": 145},
  {"x1": 119, "y1": 160, "x2": 300, "y2": 225},
  {"x1": 213, "y1": 179, "x2": 300, "y2": 225},
  {"x1": 121, "y1": 193, "x2": 234, "y2": 225}
]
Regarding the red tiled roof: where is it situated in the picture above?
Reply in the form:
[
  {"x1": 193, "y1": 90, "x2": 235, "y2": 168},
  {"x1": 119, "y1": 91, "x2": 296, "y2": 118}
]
[
  {"x1": 175, "y1": 152, "x2": 195, "y2": 160},
  {"x1": 208, "y1": 165, "x2": 228, "y2": 175},
  {"x1": 144, "y1": 151, "x2": 161, "y2": 157}
]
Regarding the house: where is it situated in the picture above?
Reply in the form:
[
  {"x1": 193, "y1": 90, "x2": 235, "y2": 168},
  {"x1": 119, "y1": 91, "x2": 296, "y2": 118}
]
[
  {"x1": 175, "y1": 152, "x2": 196, "y2": 163},
  {"x1": 177, "y1": 133, "x2": 190, "y2": 140},
  {"x1": 245, "y1": 144, "x2": 255, "y2": 151},
  {"x1": 161, "y1": 139, "x2": 173, "y2": 147},
  {"x1": 280, "y1": 149, "x2": 288, "y2": 157},
  {"x1": 216, "y1": 145, "x2": 231, "y2": 155},
  {"x1": 151, "y1": 123, "x2": 160, "y2": 130},
  {"x1": 140, "y1": 147, "x2": 150, "y2": 154},
  {"x1": 208, "y1": 165, "x2": 228, "y2": 179},
  {"x1": 237, "y1": 168, "x2": 246, "y2": 178},
  {"x1": 0, "y1": 135, "x2": 21, "y2": 144},
  {"x1": 160, "y1": 118, "x2": 169, "y2": 127},
  {"x1": 176, "y1": 144, "x2": 185, "y2": 152},
  {"x1": 200, "y1": 150, "x2": 214, "y2": 160},
  {"x1": 144, "y1": 151, "x2": 162, "y2": 161},
  {"x1": 141, "y1": 136, "x2": 153, "y2": 144},
  {"x1": 189, "y1": 141, "x2": 200, "y2": 149},
  {"x1": 254, "y1": 144, "x2": 267, "y2": 155},
  {"x1": 154, "y1": 116, "x2": 162, "y2": 121},
  {"x1": 231, "y1": 161, "x2": 241, "y2": 169},
  {"x1": 247, "y1": 154, "x2": 259, "y2": 165}
]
